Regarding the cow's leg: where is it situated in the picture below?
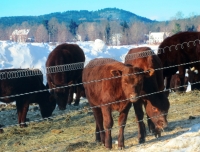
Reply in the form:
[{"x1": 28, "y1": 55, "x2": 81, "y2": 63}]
[
  {"x1": 165, "y1": 76, "x2": 172, "y2": 97},
  {"x1": 0, "y1": 124, "x2": 4, "y2": 133},
  {"x1": 133, "y1": 99, "x2": 146, "y2": 144},
  {"x1": 147, "y1": 116, "x2": 162, "y2": 138},
  {"x1": 178, "y1": 66, "x2": 185, "y2": 92},
  {"x1": 143, "y1": 100, "x2": 156, "y2": 134},
  {"x1": 16, "y1": 100, "x2": 29, "y2": 127},
  {"x1": 92, "y1": 107, "x2": 105, "y2": 145},
  {"x1": 67, "y1": 87, "x2": 73, "y2": 105},
  {"x1": 74, "y1": 86, "x2": 81, "y2": 106},
  {"x1": 192, "y1": 66, "x2": 200, "y2": 90},
  {"x1": 101, "y1": 107, "x2": 113, "y2": 149},
  {"x1": 118, "y1": 103, "x2": 131, "y2": 149},
  {"x1": 147, "y1": 115, "x2": 155, "y2": 133}
]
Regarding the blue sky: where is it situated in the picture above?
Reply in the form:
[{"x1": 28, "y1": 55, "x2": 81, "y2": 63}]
[{"x1": 1, "y1": 0, "x2": 199, "y2": 21}]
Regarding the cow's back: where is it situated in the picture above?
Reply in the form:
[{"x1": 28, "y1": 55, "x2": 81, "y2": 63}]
[
  {"x1": 46, "y1": 43, "x2": 85, "y2": 85},
  {"x1": 125, "y1": 47, "x2": 164, "y2": 91},
  {"x1": 83, "y1": 58, "x2": 123, "y2": 106},
  {"x1": 158, "y1": 31, "x2": 200, "y2": 77},
  {"x1": 0, "y1": 69, "x2": 46, "y2": 103}
]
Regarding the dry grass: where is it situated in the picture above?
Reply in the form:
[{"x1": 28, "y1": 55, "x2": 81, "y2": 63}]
[{"x1": 0, "y1": 90, "x2": 200, "y2": 152}]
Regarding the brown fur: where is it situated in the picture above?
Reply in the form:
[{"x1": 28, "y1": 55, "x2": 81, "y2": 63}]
[
  {"x1": 187, "y1": 68, "x2": 199, "y2": 90},
  {"x1": 0, "y1": 68, "x2": 56, "y2": 128},
  {"x1": 125, "y1": 47, "x2": 170, "y2": 143},
  {"x1": 46, "y1": 43, "x2": 85, "y2": 109},
  {"x1": 170, "y1": 74, "x2": 188, "y2": 92},
  {"x1": 82, "y1": 58, "x2": 153, "y2": 149},
  {"x1": 158, "y1": 31, "x2": 200, "y2": 94}
]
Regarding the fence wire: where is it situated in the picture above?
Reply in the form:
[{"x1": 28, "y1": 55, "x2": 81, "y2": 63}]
[{"x1": 1, "y1": 39, "x2": 200, "y2": 151}]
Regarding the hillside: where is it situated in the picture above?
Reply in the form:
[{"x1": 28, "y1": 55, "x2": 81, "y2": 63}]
[{"x1": 0, "y1": 8, "x2": 155, "y2": 26}]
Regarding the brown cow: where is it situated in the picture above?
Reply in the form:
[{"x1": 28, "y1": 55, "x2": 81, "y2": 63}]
[
  {"x1": 187, "y1": 67, "x2": 199, "y2": 90},
  {"x1": 0, "y1": 68, "x2": 56, "y2": 129},
  {"x1": 46, "y1": 43, "x2": 85, "y2": 109},
  {"x1": 158, "y1": 31, "x2": 200, "y2": 95},
  {"x1": 125, "y1": 47, "x2": 170, "y2": 143},
  {"x1": 82, "y1": 58, "x2": 154, "y2": 149},
  {"x1": 170, "y1": 74, "x2": 188, "y2": 92}
]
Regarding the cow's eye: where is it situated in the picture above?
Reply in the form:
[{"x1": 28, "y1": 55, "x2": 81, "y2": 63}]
[{"x1": 152, "y1": 107, "x2": 157, "y2": 111}]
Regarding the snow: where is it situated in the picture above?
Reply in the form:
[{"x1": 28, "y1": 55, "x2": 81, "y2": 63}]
[
  {"x1": 0, "y1": 40, "x2": 198, "y2": 152},
  {"x1": 139, "y1": 123, "x2": 200, "y2": 152}
]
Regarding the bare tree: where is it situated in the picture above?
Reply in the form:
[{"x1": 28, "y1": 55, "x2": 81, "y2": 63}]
[
  {"x1": 35, "y1": 24, "x2": 48, "y2": 42},
  {"x1": 77, "y1": 23, "x2": 88, "y2": 41},
  {"x1": 129, "y1": 22, "x2": 148, "y2": 45},
  {"x1": 48, "y1": 17, "x2": 59, "y2": 42},
  {"x1": 57, "y1": 22, "x2": 73, "y2": 43}
]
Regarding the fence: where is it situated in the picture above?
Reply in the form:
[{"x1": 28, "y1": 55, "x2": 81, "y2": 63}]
[{"x1": 0, "y1": 39, "x2": 200, "y2": 151}]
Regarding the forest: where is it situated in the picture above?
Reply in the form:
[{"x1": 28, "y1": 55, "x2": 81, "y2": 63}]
[{"x1": 0, "y1": 8, "x2": 199, "y2": 45}]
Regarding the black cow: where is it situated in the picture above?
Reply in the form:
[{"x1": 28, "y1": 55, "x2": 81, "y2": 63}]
[
  {"x1": 46, "y1": 43, "x2": 85, "y2": 109},
  {"x1": 0, "y1": 68, "x2": 56, "y2": 129},
  {"x1": 158, "y1": 31, "x2": 200, "y2": 95}
]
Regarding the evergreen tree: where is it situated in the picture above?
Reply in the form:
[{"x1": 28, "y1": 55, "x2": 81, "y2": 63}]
[
  {"x1": 172, "y1": 23, "x2": 181, "y2": 34},
  {"x1": 42, "y1": 20, "x2": 49, "y2": 31},
  {"x1": 120, "y1": 21, "x2": 129, "y2": 32},
  {"x1": 105, "y1": 23, "x2": 111, "y2": 45},
  {"x1": 69, "y1": 19, "x2": 78, "y2": 36}
]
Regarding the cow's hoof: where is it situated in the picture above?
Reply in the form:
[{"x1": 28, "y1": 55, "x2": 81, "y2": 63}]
[
  {"x1": 139, "y1": 138, "x2": 145, "y2": 144},
  {"x1": 44, "y1": 117, "x2": 53, "y2": 121},
  {"x1": 105, "y1": 147, "x2": 112, "y2": 150},
  {"x1": 118, "y1": 146, "x2": 125, "y2": 150},
  {"x1": 0, "y1": 129, "x2": 4, "y2": 133},
  {"x1": 20, "y1": 123, "x2": 28, "y2": 128},
  {"x1": 155, "y1": 132, "x2": 161, "y2": 138},
  {"x1": 189, "y1": 116, "x2": 195, "y2": 119},
  {"x1": 73, "y1": 103, "x2": 79, "y2": 106},
  {"x1": 67, "y1": 101, "x2": 72, "y2": 105}
]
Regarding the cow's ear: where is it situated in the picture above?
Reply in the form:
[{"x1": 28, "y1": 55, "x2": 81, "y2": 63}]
[
  {"x1": 145, "y1": 68, "x2": 154, "y2": 77},
  {"x1": 110, "y1": 70, "x2": 122, "y2": 76}
]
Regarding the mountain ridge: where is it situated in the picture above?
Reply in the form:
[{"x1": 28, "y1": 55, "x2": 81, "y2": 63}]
[{"x1": 0, "y1": 8, "x2": 156, "y2": 26}]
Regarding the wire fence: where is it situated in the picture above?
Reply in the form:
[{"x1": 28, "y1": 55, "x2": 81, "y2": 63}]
[
  {"x1": 1, "y1": 39, "x2": 200, "y2": 151},
  {"x1": 26, "y1": 90, "x2": 200, "y2": 151},
  {"x1": 0, "y1": 59, "x2": 199, "y2": 100},
  {"x1": 0, "y1": 38, "x2": 199, "y2": 80},
  {"x1": 0, "y1": 74, "x2": 198, "y2": 128}
]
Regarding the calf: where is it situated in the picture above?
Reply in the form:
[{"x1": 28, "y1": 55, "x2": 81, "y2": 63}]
[
  {"x1": 0, "y1": 68, "x2": 56, "y2": 128},
  {"x1": 83, "y1": 58, "x2": 154, "y2": 149},
  {"x1": 170, "y1": 67, "x2": 199, "y2": 92},
  {"x1": 170, "y1": 74, "x2": 188, "y2": 92},
  {"x1": 125, "y1": 47, "x2": 170, "y2": 143}
]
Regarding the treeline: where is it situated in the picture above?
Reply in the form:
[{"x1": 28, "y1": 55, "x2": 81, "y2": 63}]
[{"x1": 0, "y1": 8, "x2": 200, "y2": 45}]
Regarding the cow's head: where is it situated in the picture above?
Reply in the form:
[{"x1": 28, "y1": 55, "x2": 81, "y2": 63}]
[
  {"x1": 188, "y1": 67, "x2": 199, "y2": 83},
  {"x1": 39, "y1": 91, "x2": 56, "y2": 118},
  {"x1": 110, "y1": 65, "x2": 154, "y2": 102},
  {"x1": 144, "y1": 93, "x2": 170, "y2": 136}
]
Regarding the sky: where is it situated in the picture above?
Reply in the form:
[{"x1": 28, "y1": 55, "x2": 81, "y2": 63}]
[{"x1": 0, "y1": 0, "x2": 200, "y2": 21}]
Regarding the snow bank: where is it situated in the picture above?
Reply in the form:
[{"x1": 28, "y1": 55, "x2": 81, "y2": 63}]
[{"x1": 143, "y1": 123, "x2": 200, "y2": 152}]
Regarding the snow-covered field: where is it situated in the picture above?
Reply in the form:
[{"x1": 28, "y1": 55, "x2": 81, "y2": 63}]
[{"x1": 0, "y1": 40, "x2": 199, "y2": 152}]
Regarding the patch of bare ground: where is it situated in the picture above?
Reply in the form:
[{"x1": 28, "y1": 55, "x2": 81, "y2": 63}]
[{"x1": 0, "y1": 91, "x2": 200, "y2": 152}]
